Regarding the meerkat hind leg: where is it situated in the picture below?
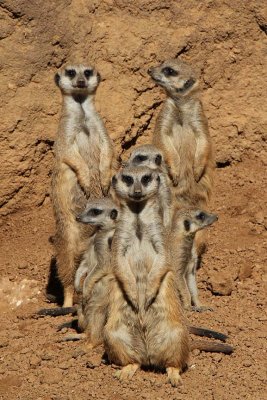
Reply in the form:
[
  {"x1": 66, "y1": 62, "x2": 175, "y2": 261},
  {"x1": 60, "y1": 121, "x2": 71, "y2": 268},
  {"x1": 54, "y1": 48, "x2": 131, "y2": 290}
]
[
  {"x1": 114, "y1": 364, "x2": 140, "y2": 382},
  {"x1": 166, "y1": 367, "x2": 182, "y2": 387}
]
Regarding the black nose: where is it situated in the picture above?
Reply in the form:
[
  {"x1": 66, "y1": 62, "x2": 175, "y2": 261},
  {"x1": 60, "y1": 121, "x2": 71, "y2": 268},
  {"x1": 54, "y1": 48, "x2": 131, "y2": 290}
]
[
  {"x1": 76, "y1": 215, "x2": 82, "y2": 222},
  {"x1": 77, "y1": 80, "x2": 86, "y2": 88},
  {"x1": 147, "y1": 68, "x2": 152, "y2": 75}
]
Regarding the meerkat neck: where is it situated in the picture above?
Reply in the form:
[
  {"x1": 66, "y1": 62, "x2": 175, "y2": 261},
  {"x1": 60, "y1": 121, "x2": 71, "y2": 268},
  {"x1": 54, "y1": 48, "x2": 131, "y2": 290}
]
[{"x1": 123, "y1": 196, "x2": 160, "y2": 219}]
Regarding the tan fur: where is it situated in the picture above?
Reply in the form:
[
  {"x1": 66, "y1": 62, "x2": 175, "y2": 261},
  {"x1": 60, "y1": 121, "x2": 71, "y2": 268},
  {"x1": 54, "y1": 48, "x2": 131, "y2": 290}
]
[
  {"x1": 149, "y1": 59, "x2": 214, "y2": 310},
  {"x1": 73, "y1": 198, "x2": 120, "y2": 348},
  {"x1": 169, "y1": 208, "x2": 218, "y2": 311},
  {"x1": 126, "y1": 144, "x2": 173, "y2": 229},
  {"x1": 149, "y1": 58, "x2": 214, "y2": 208},
  {"x1": 104, "y1": 166, "x2": 189, "y2": 386},
  {"x1": 52, "y1": 64, "x2": 114, "y2": 307}
]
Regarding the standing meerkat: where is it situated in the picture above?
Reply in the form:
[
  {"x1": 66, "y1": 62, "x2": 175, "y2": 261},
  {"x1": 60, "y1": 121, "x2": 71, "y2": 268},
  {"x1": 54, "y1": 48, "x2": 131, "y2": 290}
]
[
  {"x1": 126, "y1": 144, "x2": 173, "y2": 228},
  {"x1": 148, "y1": 58, "x2": 214, "y2": 207},
  {"x1": 169, "y1": 208, "x2": 218, "y2": 311},
  {"x1": 104, "y1": 166, "x2": 189, "y2": 387},
  {"x1": 72, "y1": 198, "x2": 120, "y2": 348},
  {"x1": 148, "y1": 60, "x2": 214, "y2": 310},
  {"x1": 52, "y1": 64, "x2": 114, "y2": 307}
]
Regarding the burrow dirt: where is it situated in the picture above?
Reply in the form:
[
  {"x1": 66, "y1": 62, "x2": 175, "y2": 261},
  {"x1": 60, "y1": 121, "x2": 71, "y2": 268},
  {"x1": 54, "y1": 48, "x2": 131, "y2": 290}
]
[{"x1": 0, "y1": 1, "x2": 266, "y2": 399}]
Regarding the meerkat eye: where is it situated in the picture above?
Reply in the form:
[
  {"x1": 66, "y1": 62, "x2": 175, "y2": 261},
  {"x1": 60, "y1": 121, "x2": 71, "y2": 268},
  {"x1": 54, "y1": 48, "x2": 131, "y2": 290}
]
[
  {"x1": 184, "y1": 220, "x2": 191, "y2": 231},
  {"x1": 141, "y1": 174, "x2": 152, "y2": 186},
  {"x1": 196, "y1": 211, "x2": 206, "y2": 221},
  {"x1": 122, "y1": 175, "x2": 134, "y2": 186},
  {"x1": 162, "y1": 67, "x2": 178, "y2": 77},
  {"x1": 89, "y1": 208, "x2": 103, "y2": 216},
  {"x1": 133, "y1": 155, "x2": 148, "y2": 164},
  {"x1": 65, "y1": 69, "x2": 76, "y2": 78},
  {"x1": 84, "y1": 69, "x2": 93, "y2": 78},
  {"x1": 155, "y1": 154, "x2": 162, "y2": 166},
  {"x1": 110, "y1": 209, "x2": 118, "y2": 220}
]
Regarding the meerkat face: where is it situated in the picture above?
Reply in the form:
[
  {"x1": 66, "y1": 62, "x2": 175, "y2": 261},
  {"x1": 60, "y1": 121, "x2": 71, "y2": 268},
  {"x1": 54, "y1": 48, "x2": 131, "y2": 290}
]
[
  {"x1": 175, "y1": 209, "x2": 218, "y2": 235},
  {"x1": 76, "y1": 198, "x2": 120, "y2": 230},
  {"x1": 148, "y1": 59, "x2": 199, "y2": 98},
  {"x1": 54, "y1": 64, "x2": 101, "y2": 95},
  {"x1": 112, "y1": 166, "x2": 160, "y2": 202},
  {"x1": 127, "y1": 145, "x2": 164, "y2": 171}
]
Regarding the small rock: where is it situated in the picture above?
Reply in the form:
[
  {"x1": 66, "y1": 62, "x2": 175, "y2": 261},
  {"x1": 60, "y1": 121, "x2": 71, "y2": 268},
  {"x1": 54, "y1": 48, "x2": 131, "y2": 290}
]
[
  {"x1": 238, "y1": 264, "x2": 253, "y2": 280},
  {"x1": 29, "y1": 354, "x2": 41, "y2": 367},
  {"x1": 71, "y1": 349, "x2": 86, "y2": 359},
  {"x1": 18, "y1": 265, "x2": 27, "y2": 270},
  {"x1": 211, "y1": 353, "x2": 222, "y2": 362},
  {"x1": 191, "y1": 349, "x2": 201, "y2": 356},
  {"x1": 40, "y1": 368, "x2": 63, "y2": 384},
  {"x1": 208, "y1": 271, "x2": 234, "y2": 296},
  {"x1": 243, "y1": 359, "x2": 252, "y2": 367}
]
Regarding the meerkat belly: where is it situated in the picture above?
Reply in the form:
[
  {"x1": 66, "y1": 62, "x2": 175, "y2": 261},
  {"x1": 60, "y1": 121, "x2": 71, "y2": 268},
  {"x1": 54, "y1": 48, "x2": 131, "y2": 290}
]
[
  {"x1": 172, "y1": 123, "x2": 196, "y2": 163},
  {"x1": 76, "y1": 129, "x2": 102, "y2": 197},
  {"x1": 126, "y1": 235, "x2": 159, "y2": 303}
]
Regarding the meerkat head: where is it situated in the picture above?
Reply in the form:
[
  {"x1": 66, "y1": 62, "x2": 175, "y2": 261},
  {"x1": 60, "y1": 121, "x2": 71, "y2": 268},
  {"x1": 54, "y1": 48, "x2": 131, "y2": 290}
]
[
  {"x1": 148, "y1": 59, "x2": 199, "y2": 99},
  {"x1": 54, "y1": 64, "x2": 101, "y2": 96},
  {"x1": 174, "y1": 209, "x2": 218, "y2": 236},
  {"x1": 126, "y1": 144, "x2": 166, "y2": 171},
  {"x1": 76, "y1": 198, "x2": 120, "y2": 230},
  {"x1": 111, "y1": 166, "x2": 160, "y2": 203}
]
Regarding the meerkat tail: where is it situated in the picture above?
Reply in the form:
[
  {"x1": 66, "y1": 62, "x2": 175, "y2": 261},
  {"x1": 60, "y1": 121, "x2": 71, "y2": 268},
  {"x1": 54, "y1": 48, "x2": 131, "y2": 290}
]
[
  {"x1": 189, "y1": 326, "x2": 228, "y2": 342},
  {"x1": 36, "y1": 306, "x2": 77, "y2": 317},
  {"x1": 190, "y1": 340, "x2": 234, "y2": 354}
]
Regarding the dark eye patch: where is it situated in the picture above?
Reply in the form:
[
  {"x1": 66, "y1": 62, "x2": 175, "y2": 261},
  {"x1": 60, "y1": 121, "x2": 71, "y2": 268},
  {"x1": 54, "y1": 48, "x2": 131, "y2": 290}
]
[
  {"x1": 133, "y1": 154, "x2": 148, "y2": 164},
  {"x1": 54, "y1": 73, "x2": 60, "y2": 86},
  {"x1": 196, "y1": 211, "x2": 206, "y2": 222},
  {"x1": 84, "y1": 69, "x2": 93, "y2": 78},
  {"x1": 184, "y1": 219, "x2": 191, "y2": 232},
  {"x1": 155, "y1": 154, "x2": 162, "y2": 166},
  {"x1": 122, "y1": 175, "x2": 134, "y2": 186},
  {"x1": 110, "y1": 209, "x2": 118, "y2": 220},
  {"x1": 65, "y1": 69, "x2": 76, "y2": 78},
  {"x1": 89, "y1": 208, "x2": 103, "y2": 216},
  {"x1": 141, "y1": 174, "x2": 152, "y2": 186},
  {"x1": 162, "y1": 67, "x2": 178, "y2": 77}
]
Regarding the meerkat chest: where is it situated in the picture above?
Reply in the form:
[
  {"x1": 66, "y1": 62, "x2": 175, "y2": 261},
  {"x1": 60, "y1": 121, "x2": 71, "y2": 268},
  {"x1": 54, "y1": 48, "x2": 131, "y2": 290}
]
[
  {"x1": 119, "y1": 218, "x2": 164, "y2": 272},
  {"x1": 75, "y1": 128, "x2": 101, "y2": 165},
  {"x1": 171, "y1": 122, "x2": 197, "y2": 157}
]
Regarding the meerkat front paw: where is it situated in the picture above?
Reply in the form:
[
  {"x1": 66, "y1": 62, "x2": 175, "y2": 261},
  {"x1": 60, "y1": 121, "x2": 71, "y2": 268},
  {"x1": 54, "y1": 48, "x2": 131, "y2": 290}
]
[
  {"x1": 193, "y1": 166, "x2": 204, "y2": 182},
  {"x1": 169, "y1": 169, "x2": 180, "y2": 186}
]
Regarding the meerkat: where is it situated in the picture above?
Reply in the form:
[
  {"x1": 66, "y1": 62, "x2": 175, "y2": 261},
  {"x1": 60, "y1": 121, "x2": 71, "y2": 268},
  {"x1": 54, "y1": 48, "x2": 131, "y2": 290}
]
[
  {"x1": 148, "y1": 58, "x2": 213, "y2": 207},
  {"x1": 126, "y1": 144, "x2": 173, "y2": 228},
  {"x1": 169, "y1": 208, "x2": 218, "y2": 311},
  {"x1": 52, "y1": 64, "x2": 114, "y2": 307},
  {"x1": 103, "y1": 166, "x2": 189, "y2": 387},
  {"x1": 148, "y1": 59, "x2": 214, "y2": 310},
  {"x1": 75, "y1": 198, "x2": 120, "y2": 348}
]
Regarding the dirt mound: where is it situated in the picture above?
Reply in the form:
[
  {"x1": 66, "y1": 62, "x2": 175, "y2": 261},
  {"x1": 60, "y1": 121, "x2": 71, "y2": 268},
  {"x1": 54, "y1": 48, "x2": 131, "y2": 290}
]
[{"x1": 0, "y1": 0, "x2": 266, "y2": 399}]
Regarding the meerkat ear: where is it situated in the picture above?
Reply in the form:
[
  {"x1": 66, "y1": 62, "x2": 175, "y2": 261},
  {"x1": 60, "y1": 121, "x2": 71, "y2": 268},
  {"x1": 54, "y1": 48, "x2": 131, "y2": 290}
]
[
  {"x1": 111, "y1": 175, "x2": 117, "y2": 187},
  {"x1": 54, "y1": 73, "x2": 60, "y2": 86},
  {"x1": 97, "y1": 72, "x2": 101, "y2": 83},
  {"x1": 110, "y1": 209, "x2": 118, "y2": 220},
  {"x1": 183, "y1": 219, "x2": 191, "y2": 232},
  {"x1": 155, "y1": 154, "x2": 162, "y2": 166}
]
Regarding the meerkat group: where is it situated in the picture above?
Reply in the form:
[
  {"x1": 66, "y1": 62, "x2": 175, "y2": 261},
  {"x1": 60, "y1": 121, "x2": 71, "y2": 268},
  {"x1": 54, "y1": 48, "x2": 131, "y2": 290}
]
[{"x1": 39, "y1": 59, "x2": 233, "y2": 386}]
